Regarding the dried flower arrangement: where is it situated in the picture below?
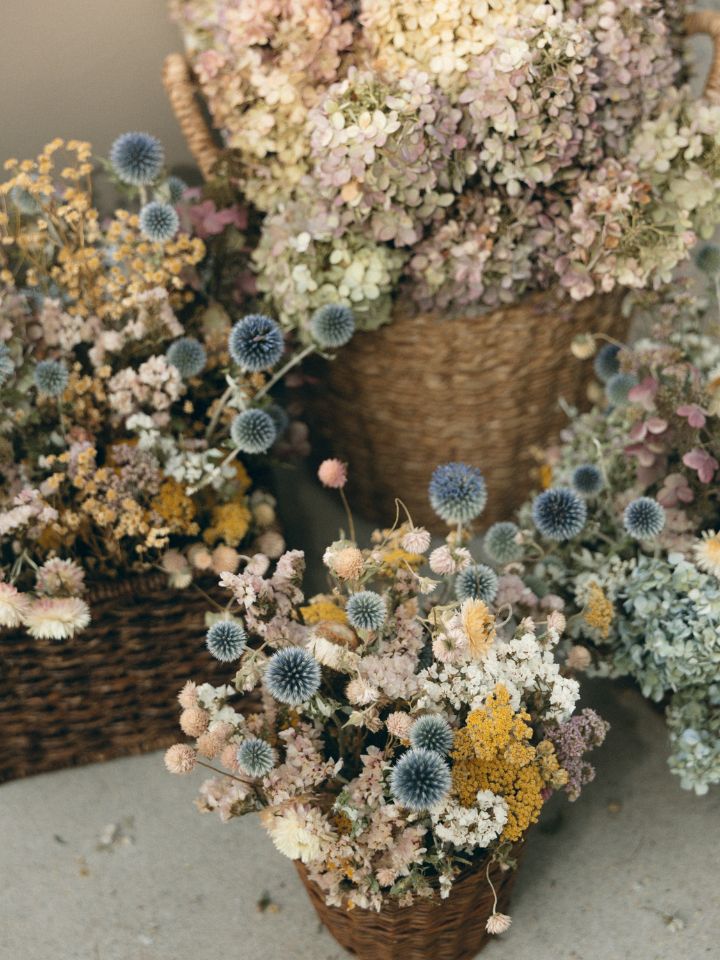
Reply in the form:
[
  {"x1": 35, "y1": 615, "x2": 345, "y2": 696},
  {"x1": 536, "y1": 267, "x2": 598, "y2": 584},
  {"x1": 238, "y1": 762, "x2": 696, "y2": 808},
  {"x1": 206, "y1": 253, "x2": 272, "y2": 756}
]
[
  {"x1": 165, "y1": 459, "x2": 606, "y2": 927},
  {"x1": 0, "y1": 136, "x2": 356, "y2": 640},
  {"x1": 169, "y1": 0, "x2": 720, "y2": 330},
  {"x1": 469, "y1": 261, "x2": 720, "y2": 795}
]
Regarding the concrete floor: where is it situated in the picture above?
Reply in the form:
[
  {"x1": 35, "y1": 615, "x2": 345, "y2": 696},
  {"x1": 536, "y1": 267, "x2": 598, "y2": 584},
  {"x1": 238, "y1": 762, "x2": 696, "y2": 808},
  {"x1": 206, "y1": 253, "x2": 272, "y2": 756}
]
[{"x1": 1, "y1": 679, "x2": 718, "y2": 960}]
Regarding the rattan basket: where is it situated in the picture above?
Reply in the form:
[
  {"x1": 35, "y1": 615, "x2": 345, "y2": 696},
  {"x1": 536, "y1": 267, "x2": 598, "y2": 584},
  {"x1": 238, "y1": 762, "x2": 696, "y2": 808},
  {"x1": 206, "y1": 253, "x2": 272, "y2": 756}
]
[
  {"x1": 162, "y1": 13, "x2": 720, "y2": 527},
  {"x1": 295, "y1": 848, "x2": 522, "y2": 960},
  {"x1": 0, "y1": 572, "x2": 235, "y2": 782}
]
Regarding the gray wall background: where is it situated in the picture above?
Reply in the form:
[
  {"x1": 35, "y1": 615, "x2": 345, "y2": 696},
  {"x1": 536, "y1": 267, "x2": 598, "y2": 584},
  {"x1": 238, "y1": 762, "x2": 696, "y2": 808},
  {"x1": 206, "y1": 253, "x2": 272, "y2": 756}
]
[{"x1": 1, "y1": 2, "x2": 718, "y2": 173}]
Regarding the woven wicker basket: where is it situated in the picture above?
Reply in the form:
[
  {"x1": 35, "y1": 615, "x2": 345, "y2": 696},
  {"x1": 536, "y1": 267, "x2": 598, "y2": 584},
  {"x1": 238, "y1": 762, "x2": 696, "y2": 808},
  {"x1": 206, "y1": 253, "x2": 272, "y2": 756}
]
[
  {"x1": 295, "y1": 849, "x2": 521, "y2": 960},
  {"x1": 0, "y1": 572, "x2": 233, "y2": 783},
  {"x1": 162, "y1": 13, "x2": 720, "y2": 527}
]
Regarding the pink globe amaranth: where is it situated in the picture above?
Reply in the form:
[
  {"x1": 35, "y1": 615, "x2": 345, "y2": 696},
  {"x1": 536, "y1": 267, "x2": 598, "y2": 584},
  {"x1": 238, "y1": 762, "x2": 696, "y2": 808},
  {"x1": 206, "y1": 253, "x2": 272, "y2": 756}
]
[{"x1": 318, "y1": 458, "x2": 348, "y2": 489}]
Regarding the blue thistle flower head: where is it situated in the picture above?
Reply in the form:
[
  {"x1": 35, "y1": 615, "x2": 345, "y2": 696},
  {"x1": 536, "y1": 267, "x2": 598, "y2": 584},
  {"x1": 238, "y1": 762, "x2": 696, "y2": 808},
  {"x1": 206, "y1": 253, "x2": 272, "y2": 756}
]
[
  {"x1": 267, "y1": 403, "x2": 290, "y2": 438},
  {"x1": 139, "y1": 201, "x2": 179, "y2": 242},
  {"x1": 230, "y1": 409, "x2": 277, "y2": 454},
  {"x1": 206, "y1": 620, "x2": 247, "y2": 662},
  {"x1": 9, "y1": 186, "x2": 41, "y2": 215},
  {"x1": 346, "y1": 591, "x2": 386, "y2": 631},
  {"x1": 484, "y1": 522, "x2": 522, "y2": 564},
  {"x1": 229, "y1": 314, "x2": 284, "y2": 372},
  {"x1": 572, "y1": 464, "x2": 604, "y2": 496},
  {"x1": 34, "y1": 359, "x2": 68, "y2": 396},
  {"x1": 429, "y1": 462, "x2": 487, "y2": 525},
  {"x1": 455, "y1": 563, "x2": 499, "y2": 603},
  {"x1": 310, "y1": 304, "x2": 355, "y2": 349},
  {"x1": 593, "y1": 343, "x2": 621, "y2": 382},
  {"x1": 606, "y1": 372, "x2": 637, "y2": 407},
  {"x1": 624, "y1": 497, "x2": 665, "y2": 540},
  {"x1": 110, "y1": 132, "x2": 164, "y2": 186},
  {"x1": 237, "y1": 737, "x2": 275, "y2": 778},
  {"x1": 166, "y1": 337, "x2": 206, "y2": 378},
  {"x1": 390, "y1": 748, "x2": 451, "y2": 811},
  {"x1": 265, "y1": 647, "x2": 321, "y2": 705},
  {"x1": 0, "y1": 344, "x2": 14, "y2": 387},
  {"x1": 160, "y1": 175, "x2": 187, "y2": 205},
  {"x1": 532, "y1": 487, "x2": 587, "y2": 541},
  {"x1": 696, "y1": 243, "x2": 720, "y2": 275},
  {"x1": 409, "y1": 715, "x2": 454, "y2": 755}
]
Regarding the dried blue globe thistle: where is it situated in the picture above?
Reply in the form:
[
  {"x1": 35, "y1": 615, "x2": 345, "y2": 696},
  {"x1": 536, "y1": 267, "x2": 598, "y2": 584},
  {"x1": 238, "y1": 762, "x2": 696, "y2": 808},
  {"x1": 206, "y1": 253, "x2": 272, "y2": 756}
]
[
  {"x1": 429, "y1": 462, "x2": 487, "y2": 525},
  {"x1": 0, "y1": 344, "x2": 14, "y2": 387},
  {"x1": 695, "y1": 243, "x2": 720, "y2": 275},
  {"x1": 229, "y1": 314, "x2": 284, "y2": 372},
  {"x1": 265, "y1": 647, "x2": 321, "y2": 705},
  {"x1": 624, "y1": 497, "x2": 665, "y2": 540},
  {"x1": 390, "y1": 748, "x2": 451, "y2": 811},
  {"x1": 572, "y1": 464, "x2": 604, "y2": 496},
  {"x1": 161, "y1": 175, "x2": 187, "y2": 205},
  {"x1": 206, "y1": 620, "x2": 247, "y2": 662},
  {"x1": 593, "y1": 343, "x2": 621, "y2": 382},
  {"x1": 166, "y1": 337, "x2": 206, "y2": 378},
  {"x1": 139, "y1": 201, "x2": 179, "y2": 242},
  {"x1": 237, "y1": 737, "x2": 275, "y2": 778},
  {"x1": 606, "y1": 372, "x2": 637, "y2": 407},
  {"x1": 310, "y1": 304, "x2": 356, "y2": 349},
  {"x1": 110, "y1": 132, "x2": 164, "y2": 185},
  {"x1": 34, "y1": 359, "x2": 68, "y2": 396},
  {"x1": 484, "y1": 522, "x2": 522, "y2": 564},
  {"x1": 230, "y1": 409, "x2": 277, "y2": 454},
  {"x1": 455, "y1": 564, "x2": 499, "y2": 603},
  {"x1": 267, "y1": 403, "x2": 290, "y2": 437},
  {"x1": 532, "y1": 487, "x2": 587, "y2": 541},
  {"x1": 346, "y1": 590, "x2": 386, "y2": 631},
  {"x1": 409, "y1": 715, "x2": 454, "y2": 755}
]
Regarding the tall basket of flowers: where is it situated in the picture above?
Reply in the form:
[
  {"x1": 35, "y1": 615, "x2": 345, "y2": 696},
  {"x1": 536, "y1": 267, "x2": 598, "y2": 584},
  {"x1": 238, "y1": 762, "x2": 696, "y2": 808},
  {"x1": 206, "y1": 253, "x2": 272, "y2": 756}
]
[
  {"x1": 0, "y1": 136, "x2": 343, "y2": 781},
  {"x1": 164, "y1": 5, "x2": 720, "y2": 526},
  {"x1": 165, "y1": 460, "x2": 607, "y2": 958}
]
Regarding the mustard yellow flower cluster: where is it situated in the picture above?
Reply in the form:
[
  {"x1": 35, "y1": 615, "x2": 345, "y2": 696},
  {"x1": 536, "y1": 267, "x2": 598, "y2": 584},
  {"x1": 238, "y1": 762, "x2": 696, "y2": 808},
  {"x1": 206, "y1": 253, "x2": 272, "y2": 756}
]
[
  {"x1": 452, "y1": 685, "x2": 564, "y2": 842},
  {"x1": 583, "y1": 582, "x2": 614, "y2": 639}
]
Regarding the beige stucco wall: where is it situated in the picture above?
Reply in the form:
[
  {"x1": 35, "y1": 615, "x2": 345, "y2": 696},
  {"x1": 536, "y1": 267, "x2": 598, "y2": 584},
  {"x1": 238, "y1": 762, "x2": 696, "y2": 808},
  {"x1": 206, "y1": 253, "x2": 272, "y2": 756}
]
[{"x1": 0, "y1": 0, "x2": 192, "y2": 173}]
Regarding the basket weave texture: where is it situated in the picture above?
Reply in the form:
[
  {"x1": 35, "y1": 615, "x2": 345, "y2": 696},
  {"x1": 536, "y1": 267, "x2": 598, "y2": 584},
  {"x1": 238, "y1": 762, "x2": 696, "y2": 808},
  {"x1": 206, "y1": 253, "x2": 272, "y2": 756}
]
[
  {"x1": 0, "y1": 573, "x2": 229, "y2": 783},
  {"x1": 311, "y1": 287, "x2": 626, "y2": 529},
  {"x1": 295, "y1": 849, "x2": 521, "y2": 960}
]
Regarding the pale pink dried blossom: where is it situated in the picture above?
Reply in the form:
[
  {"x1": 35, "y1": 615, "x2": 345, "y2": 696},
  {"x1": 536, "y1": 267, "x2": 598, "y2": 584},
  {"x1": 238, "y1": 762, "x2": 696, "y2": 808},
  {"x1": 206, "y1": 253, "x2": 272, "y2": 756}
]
[
  {"x1": 180, "y1": 706, "x2": 210, "y2": 738},
  {"x1": 196, "y1": 730, "x2": 225, "y2": 759},
  {"x1": 188, "y1": 543, "x2": 213, "y2": 571},
  {"x1": 178, "y1": 680, "x2": 199, "y2": 710},
  {"x1": 34, "y1": 557, "x2": 86, "y2": 597},
  {"x1": 385, "y1": 712, "x2": 414, "y2": 741},
  {"x1": 546, "y1": 611, "x2": 566, "y2": 634},
  {"x1": 246, "y1": 553, "x2": 271, "y2": 576},
  {"x1": 683, "y1": 448, "x2": 719, "y2": 484},
  {"x1": 161, "y1": 550, "x2": 192, "y2": 588},
  {"x1": 164, "y1": 744, "x2": 197, "y2": 774},
  {"x1": 346, "y1": 677, "x2": 380, "y2": 706},
  {"x1": 627, "y1": 376, "x2": 659, "y2": 411},
  {"x1": 566, "y1": 645, "x2": 592, "y2": 671},
  {"x1": 657, "y1": 473, "x2": 694, "y2": 508},
  {"x1": 429, "y1": 545, "x2": 472, "y2": 575},
  {"x1": 256, "y1": 530, "x2": 286, "y2": 559},
  {"x1": 25, "y1": 597, "x2": 90, "y2": 640},
  {"x1": 486, "y1": 913, "x2": 512, "y2": 935},
  {"x1": 401, "y1": 528, "x2": 431, "y2": 554},
  {"x1": 0, "y1": 582, "x2": 31, "y2": 628},
  {"x1": 318, "y1": 458, "x2": 347, "y2": 489},
  {"x1": 212, "y1": 545, "x2": 241, "y2": 575},
  {"x1": 330, "y1": 546, "x2": 364, "y2": 581},
  {"x1": 677, "y1": 403, "x2": 707, "y2": 429}
]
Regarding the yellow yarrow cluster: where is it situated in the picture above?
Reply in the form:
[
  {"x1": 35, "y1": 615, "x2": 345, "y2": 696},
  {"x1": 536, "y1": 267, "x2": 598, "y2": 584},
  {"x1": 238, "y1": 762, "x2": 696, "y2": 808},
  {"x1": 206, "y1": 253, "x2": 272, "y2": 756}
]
[
  {"x1": 153, "y1": 479, "x2": 199, "y2": 536},
  {"x1": 451, "y1": 684, "x2": 558, "y2": 842},
  {"x1": 583, "y1": 582, "x2": 613, "y2": 639},
  {"x1": 301, "y1": 600, "x2": 348, "y2": 626},
  {"x1": 203, "y1": 501, "x2": 251, "y2": 547}
]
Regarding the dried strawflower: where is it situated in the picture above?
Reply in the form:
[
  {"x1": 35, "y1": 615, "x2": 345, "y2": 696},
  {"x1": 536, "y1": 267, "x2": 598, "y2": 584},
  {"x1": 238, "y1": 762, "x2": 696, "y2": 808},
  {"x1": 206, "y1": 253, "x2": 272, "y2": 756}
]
[{"x1": 486, "y1": 913, "x2": 512, "y2": 935}]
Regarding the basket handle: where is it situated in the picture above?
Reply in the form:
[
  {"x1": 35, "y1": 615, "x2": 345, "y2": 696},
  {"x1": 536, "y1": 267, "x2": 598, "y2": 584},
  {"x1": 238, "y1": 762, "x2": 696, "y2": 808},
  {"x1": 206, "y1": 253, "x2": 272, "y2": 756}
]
[
  {"x1": 685, "y1": 11, "x2": 720, "y2": 99},
  {"x1": 163, "y1": 53, "x2": 222, "y2": 181}
]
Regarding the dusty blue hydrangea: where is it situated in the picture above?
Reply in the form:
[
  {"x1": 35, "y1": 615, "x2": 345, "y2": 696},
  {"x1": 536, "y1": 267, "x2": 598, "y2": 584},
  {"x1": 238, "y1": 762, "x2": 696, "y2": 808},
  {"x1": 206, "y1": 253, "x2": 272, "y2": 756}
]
[
  {"x1": 310, "y1": 304, "x2": 356, "y2": 348},
  {"x1": 229, "y1": 314, "x2": 284, "y2": 372},
  {"x1": 265, "y1": 647, "x2": 321, "y2": 705},
  {"x1": 455, "y1": 564, "x2": 499, "y2": 604},
  {"x1": 572, "y1": 464, "x2": 604, "y2": 496},
  {"x1": 409, "y1": 715, "x2": 454, "y2": 755},
  {"x1": 237, "y1": 737, "x2": 276, "y2": 778},
  {"x1": 593, "y1": 343, "x2": 621, "y2": 382},
  {"x1": 34, "y1": 359, "x2": 68, "y2": 396},
  {"x1": 484, "y1": 521, "x2": 522, "y2": 564},
  {"x1": 230, "y1": 409, "x2": 277, "y2": 454},
  {"x1": 0, "y1": 344, "x2": 14, "y2": 387},
  {"x1": 623, "y1": 497, "x2": 665, "y2": 540},
  {"x1": 611, "y1": 555, "x2": 720, "y2": 702},
  {"x1": 206, "y1": 620, "x2": 247, "y2": 662},
  {"x1": 390, "y1": 748, "x2": 451, "y2": 811},
  {"x1": 429, "y1": 462, "x2": 487, "y2": 525},
  {"x1": 606, "y1": 372, "x2": 637, "y2": 407},
  {"x1": 110, "y1": 132, "x2": 164, "y2": 185},
  {"x1": 166, "y1": 337, "x2": 206, "y2": 378},
  {"x1": 532, "y1": 487, "x2": 587, "y2": 541},
  {"x1": 666, "y1": 686, "x2": 720, "y2": 795},
  {"x1": 346, "y1": 590, "x2": 386, "y2": 631},
  {"x1": 139, "y1": 201, "x2": 179, "y2": 242}
]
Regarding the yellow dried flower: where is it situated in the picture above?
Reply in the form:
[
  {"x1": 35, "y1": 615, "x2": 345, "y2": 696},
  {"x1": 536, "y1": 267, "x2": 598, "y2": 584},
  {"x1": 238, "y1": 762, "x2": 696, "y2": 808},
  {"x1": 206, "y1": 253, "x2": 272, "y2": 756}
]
[
  {"x1": 301, "y1": 600, "x2": 348, "y2": 626},
  {"x1": 461, "y1": 598, "x2": 496, "y2": 658},
  {"x1": 583, "y1": 582, "x2": 613, "y2": 639}
]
